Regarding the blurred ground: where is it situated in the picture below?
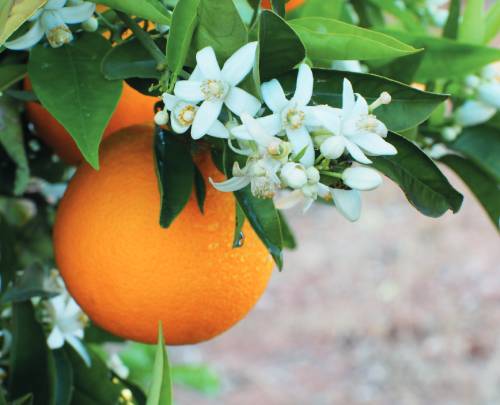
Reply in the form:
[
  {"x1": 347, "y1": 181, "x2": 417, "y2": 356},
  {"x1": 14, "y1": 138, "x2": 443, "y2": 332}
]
[{"x1": 171, "y1": 170, "x2": 500, "y2": 405}]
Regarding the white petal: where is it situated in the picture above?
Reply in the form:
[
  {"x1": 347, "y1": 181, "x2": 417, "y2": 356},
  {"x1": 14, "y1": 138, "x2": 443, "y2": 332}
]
[
  {"x1": 292, "y1": 64, "x2": 313, "y2": 106},
  {"x1": 351, "y1": 94, "x2": 369, "y2": 117},
  {"x1": 59, "y1": 2, "x2": 96, "y2": 24},
  {"x1": 221, "y1": 41, "x2": 258, "y2": 86},
  {"x1": 174, "y1": 80, "x2": 204, "y2": 103},
  {"x1": 310, "y1": 105, "x2": 341, "y2": 134},
  {"x1": 162, "y1": 93, "x2": 178, "y2": 111},
  {"x1": 331, "y1": 189, "x2": 361, "y2": 221},
  {"x1": 345, "y1": 139, "x2": 372, "y2": 164},
  {"x1": 343, "y1": 167, "x2": 382, "y2": 191},
  {"x1": 209, "y1": 176, "x2": 250, "y2": 192},
  {"x1": 477, "y1": 83, "x2": 500, "y2": 109},
  {"x1": 207, "y1": 120, "x2": 229, "y2": 138},
  {"x1": 47, "y1": 327, "x2": 65, "y2": 349},
  {"x1": 190, "y1": 65, "x2": 204, "y2": 81},
  {"x1": 331, "y1": 60, "x2": 363, "y2": 73},
  {"x1": 274, "y1": 190, "x2": 304, "y2": 209},
  {"x1": 224, "y1": 87, "x2": 261, "y2": 117},
  {"x1": 196, "y1": 47, "x2": 221, "y2": 79},
  {"x1": 5, "y1": 20, "x2": 45, "y2": 50},
  {"x1": 191, "y1": 100, "x2": 223, "y2": 139},
  {"x1": 261, "y1": 79, "x2": 288, "y2": 112},
  {"x1": 240, "y1": 113, "x2": 275, "y2": 147},
  {"x1": 64, "y1": 298, "x2": 82, "y2": 317},
  {"x1": 320, "y1": 136, "x2": 346, "y2": 159},
  {"x1": 66, "y1": 335, "x2": 91, "y2": 367},
  {"x1": 342, "y1": 78, "x2": 355, "y2": 113},
  {"x1": 454, "y1": 100, "x2": 496, "y2": 127},
  {"x1": 171, "y1": 115, "x2": 190, "y2": 134},
  {"x1": 46, "y1": 0, "x2": 67, "y2": 9},
  {"x1": 302, "y1": 198, "x2": 315, "y2": 213},
  {"x1": 232, "y1": 114, "x2": 281, "y2": 140},
  {"x1": 286, "y1": 127, "x2": 315, "y2": 167},
  {"x1": 349, "y1": 133, "x2": 397, "y2": 156}
]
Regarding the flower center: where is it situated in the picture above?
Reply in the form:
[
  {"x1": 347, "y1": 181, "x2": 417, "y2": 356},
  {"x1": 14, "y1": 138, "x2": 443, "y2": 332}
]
[
  {"x1": 283, "y1": 108, "x2": 305, "y2": 130},
  {"x1": 46, "y1": 25, "x2": 73, "y2": 48},
  {"x1": 177, "y1": 105, "x2": 197, "y2": 126},
  {"x1": 201, "y1": 79, "x2": 228, "y2": 101}
]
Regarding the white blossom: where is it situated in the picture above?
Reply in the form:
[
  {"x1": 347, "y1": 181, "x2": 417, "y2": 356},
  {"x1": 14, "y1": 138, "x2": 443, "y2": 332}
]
[
  {"x1": 342, "y1": 166, "x2": 382, "y2": 191},
  {"x1": 454, "y1": 100, "x2": 496, "y2": 127}
]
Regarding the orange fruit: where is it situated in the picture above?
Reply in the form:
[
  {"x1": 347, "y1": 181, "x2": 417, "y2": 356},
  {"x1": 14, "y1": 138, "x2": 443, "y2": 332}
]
[
  {"x1": 53, "y1": 125, "x2": 274, "y2": 344},
  {"x1": 261, "y1": 0, "x2": 305, "y2": 11},
  {"x1": 25, "y1": 81, "x2": 157, "y2": 165}
]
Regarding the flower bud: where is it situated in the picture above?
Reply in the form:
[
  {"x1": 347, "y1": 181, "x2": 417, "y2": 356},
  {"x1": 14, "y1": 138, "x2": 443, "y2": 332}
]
[
  {"x1": 280, "y1": 162, "x2": 308, "y2": 189},
  {"x1": 82, "y1": 16, "x2": 98, "y2": 32},
  {"x1": 306, "y1": 167, "x2": 320, "y2": 184},
  {"x1": 477, "y1": 83, "x2": 500, "y2": 109},
  {"x1": 157, "y1": 25, "x2": 170, "y2": 34},
  {"x1": 441, "y1": 125, "x2": 461, "y2": 142},
  {"x1": 342, "y1": 167, "x2": 382, "y2": 191},
  {"x1": 302, "y1": 183, "x2": 318, "y2": 199},
  {"x1": 154, "y1": 110, "x2": 169, "y2": 126},
  {"x1": 464, "y1": 75, "x2": 480, "y2": 89},
  {"x1": 320, "y1": 136, "x2": 345, "y2": 160},
  {"x1": 454, "y1": 100, "x2": 496, "y2": 127}
]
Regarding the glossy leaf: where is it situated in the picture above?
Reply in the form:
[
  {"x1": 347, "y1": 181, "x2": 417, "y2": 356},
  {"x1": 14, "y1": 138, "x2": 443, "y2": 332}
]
[
  {"x1": 366, "y1": 0, "x2": 423, "y2": 31},
  {"x1": 102, "y1": 38, "x2": 161, "y2": 80},
  {"x1": 379, "y1": 30, "x2": 500, "y2": 81},
  {"x1": 289, "y1": 18, "x2": 419, "y2": 66},
  {"x1": 370, "y1": 133, "x2": 463, "y2": 217},
  {"x1": 167, "y1": 0, "x2": 200, "y2": 77},
  {"x1": 194, "y1": 0, "x2": 248, "y2": 61},
  {"x1": 154, "y1": 127, "x2": 194, "y2": 228},
  {"x1": 28, "y1": 33, "x2": 122, "y2": 169},
  {"x1": 458, "y1": 0, "x2": 485, "y2": 44},
  {"x1": 259, "y1": 10, "x2": 305, "y2": 81},
  {"x1": 146, "y1": 324, "x2": 172, "y2": 405},
  {"x1": 193, "y1": 164, "x2": 206, "y2": 214},
  {"x1": 278, "y1": 211, "x2": 296, "y2": 250},
  {"x1": 270, "y1": 0, "x2": 285, "y2": 17},
  {"x1": 88, "y1": 0, "x2": 171, "y2": 25},
  {"x1": 485, "y1": 2, "x2": 500, "y2": 44},
  {"x1": 48, "y1": 349, "x2": 73, "y2": 405},
  {"x1": 296, "y1": 0, "x2": 344, "y2": 20},
  {"x1": 441, "y1": 154, "x2": 499, "y2": 229},
  {"x1": 233, "y1": 202, "x2": 245, "y2": 248},
  {"x1": 443, "y1": 0, "x2": 460, "y2": 40},
  {"x1": 278, "y1": 68, "x2": 448, "y2": 132},
  {"x1": 9, "y1": 301, "x2": 51, "y2": 405},
  {"x1": 0, "y1": 64, "x2": 26, "y2": 91},
  {"x1": 449, "y1": 126, "x2": 500, "y2": 182},
  {"x1": 0, "y1": 0, "x2": 46, "y2": 47}
]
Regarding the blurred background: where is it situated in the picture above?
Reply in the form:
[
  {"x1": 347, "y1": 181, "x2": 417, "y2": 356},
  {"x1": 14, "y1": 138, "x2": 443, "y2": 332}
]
[{"x1": 173, "y1": 171, "x2": 499, "y2": 405}]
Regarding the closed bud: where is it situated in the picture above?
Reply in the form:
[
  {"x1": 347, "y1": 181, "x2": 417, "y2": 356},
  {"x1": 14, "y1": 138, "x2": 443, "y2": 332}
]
[
  {"x1": 280, "y1": 162, "x2": 308, "y2": 189},
  {"x1": 306, "y1": 167, "x2": 320, "y2": 184},
  {"x1": 154, "y1": 110, "x2": 169, "y2": 126},
  {"x1": 342, "y1": 167, "x2": 382, "y2": 191},
  {"x1": 320, "y1": 136, "x2": 345, "y2": 160},
  {"x1": 81, "y1": 16, "x2": 98, "y2": 32}
]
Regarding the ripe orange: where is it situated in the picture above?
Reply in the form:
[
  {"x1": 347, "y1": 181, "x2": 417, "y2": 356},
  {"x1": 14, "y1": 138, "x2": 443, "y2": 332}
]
[
  {"x1": 25, "y1": 81, "x2": 157, "y2": 165},
  {"x1": 53, "y1": 125, "x2": 274, "y2": 344},
  {"x1": 261, "y1": 0, "x2": 305, "y2": 11}
]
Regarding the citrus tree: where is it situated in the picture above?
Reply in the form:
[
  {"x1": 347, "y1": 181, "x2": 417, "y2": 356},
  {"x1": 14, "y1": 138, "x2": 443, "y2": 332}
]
[{"x1": 0, "y1": 0, "x2": 499, "y2": 403}]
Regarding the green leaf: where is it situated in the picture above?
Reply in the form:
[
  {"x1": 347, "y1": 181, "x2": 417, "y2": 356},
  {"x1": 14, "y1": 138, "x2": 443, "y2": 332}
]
[
  {"x1": 154, "y1": 128, "x2": 194, "y2": 228},
  {"x1": 88, "y1": 0, "x2": 172, "y2": 25},
  {"x1": 0, "y1": 64, "x2": 26, "y2": 91},
  {"x1": 443, "y1": 0, "x2": 460, "y2": 39},
  {"x1": 289, "y1": 17, "x2": 419, "y2": 66},
  {"x1": 232, "y1": 201, "x2": 245, "y2": 248},
  {"x1": 146, "y1": 324, "x2": 172, "y2": 405},
  {"x1": 193, "y1": 164, "x2": 206, "y2": 214},
  {"x1": 278, "y1": 211, "x2": 296, "y2": 250},
  {"x1": 278, "y1": 68, "x2": 448, "y2": 132},
  {"x1": 441, "y1": 154, "x2": 499, "y2": 229},
  {"x1": 84, "y1": 323, "x2": 124, "y2": 343},
  {"x1": 485, "y1": 2, "x2": 500, "y2": 44},
  {"x1": 9, "y1": 301, "x2": 51, "y2": 405},
  {"x1": 270, "y1": 0, "x2": 286, "y2": 17},
  {"x1": 259, "y1": 10, "x2": 305, "y2": 81},
  {"x1": 0, "y1": 0, "x2": 46, "y2": 47},
  {"x1": 11, "y1": 394, "x2": 34, "y2": 405},
  {"x1": 458, "y1": 0, "x2": 485, "y2": 44},
  {"x1": 28, "y1": 33, "x2": 122, "y2": 169},
  {"x1": 370, "y1": 133, "x2": 463, "y2": 217},
  {"x1": 194, "y1": 0, "x2": 248, "y2": 61},
  {"x1": 296, "y1": 0, "x2": 344, "y2": 20},
  {"x1": 167, "y1": 0, "x2": 201, "y2": 77},
  {"x1": 0, "y1": 215, "x2": 17, "y2": 289},
  {"x1": 449, "y1": 126, "x2": 500, "y2": 182},
  {"x1": 379, "y1": 30, "x2": 500, "y2": 81},
  {"x1": 101, "y1": 38, "x2": 161, "y2": 80},
  {"x1": 48, "y1": 349, "x2": 73, "y2": 405},
  {"x1": 0, "y1": 387, "x2": 6, "y2": 405},
  {"x1": 171, "y1": 365, "x2": 220, "y2": 395},
  {"x1": 0, "y1": 95, "x2": 29, "y2": 195},
  {"x1": 366, "y1": 0, "x2": 423, "y2": 32}
]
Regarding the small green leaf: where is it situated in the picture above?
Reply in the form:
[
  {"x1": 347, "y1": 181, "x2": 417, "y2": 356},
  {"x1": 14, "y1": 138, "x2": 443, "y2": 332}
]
[
  {"x1": 443, "y1": 0, "x2": 460, "y2": 40},
  {"x1": 48, "y1": 349, "x2": 73, "y2": 405},
  {"x1": 154, "y1": 127, "x2": 195, "y2": 228},
  {"x1": 289, "y1": 17, "x2": 420, "y2": 66},
  {"x1": 0, "y1": 64, "x2": 26, "y2": 91},
  {"x1": 193, "y1": 164, "x2": 206, "y2": 214},
  {"x1": 88, "y1": 0, "x2": 172, "y2": 25},
  {"x1": 233, "y1": 202, "x2": 245, "y2": 248},
  {"x1": 484, "y1": 2, "x2": 500, "y2": 44},
  {"x1": 441, "y1": 154, "x2": 499, "y2": 229},
  {"x1": 102, "y1": 38, "x2": 161, "y2": 80},
  {"x1": 370, "y1": 133, "x2": 463, "y2": 217},
  {"x1": 259, "y1": 10, "x2": 305, "y2": 81},
  {"x1": 167, "y1": 0, "x2": 201, "y2": 77},
  {"x1": 458, "y1": 0, "x2": 485, "y2": 44},
  {"x1": 28, "y1": 33, "x2": 122, "y2": 169},
  {"x1": 278, "y1": 211, "x2": 296, "y2": 250},
  {"x1": 146, "y1": 323, "x2": 172, "y2": 405}
]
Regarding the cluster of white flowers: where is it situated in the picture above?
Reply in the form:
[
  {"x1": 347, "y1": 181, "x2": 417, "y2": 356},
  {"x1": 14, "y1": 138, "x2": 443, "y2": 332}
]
[
  {"x1": 5, "y1": 0, "x2": 97, "y2": 50},
  {"x1": 158, "y1": 43, "x2": 397, "y2": 221}
]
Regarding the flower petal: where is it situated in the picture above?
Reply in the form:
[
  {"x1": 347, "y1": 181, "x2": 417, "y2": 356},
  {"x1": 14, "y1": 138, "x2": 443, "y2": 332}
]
[
  {"x1": 59, "y1": 2, "x2": 96, "y2": 24},
  {"x1": 174, "y1": 80, "x2": 204, "y2": 103},
  {"x1": 342, "y1": 78, "x2": 355, "y2": 113},
  {"x1": 351, "y1": 93, "x2": 369, "y2": 117},
  {"x1": 66, "y1": 335, "x2": 92, "y2": 367},
  {"x1": 162, "y1": 93, "x2": 178, "y2": 111},
  {"x1": 171, "y1": 115, "x2": 190, "y2": 134},
  {"x1": 274, "y1": 190, "x2": 304, "y2": 210},
  {"x1": 310, "y1": 105, "x2": 341, "y2": 134},
  {"x1": 349, "y1": 133, "x2": 397, "y2": 156},
  {"x1": 207, "y1": 120, "x2": 229, "y2": 138},
  {"x1": 224, "y1": 87, "x2": 261, "y2": 117},
  {"x1": 191, "y1": 100, "x2": 223, "y2": 139},
  {"x1": 209, "y1": 176, "x2": 250, "y2": 192},
  {"x1": 47, "y1": 327, "x2": 65, "y2": 349},
  {"x1": 221, "y1": 41, "x2": 258, "y2": 86},
  {"x1": 286, "y1": 126, "x2": 315, "y2": 167},
  {"x1": 320, "y1": 135, "x2": 345, "y2": 159},
  {"x1": 331, "y1": 188, "x2": 361, "y2": 221},
  {"x1": 454, "y1": 100, "x2": 496, "y2": 127},
  {"x1": 190, "y1": 65, "x2": 204, "y2": 80},
  {"x1": 46, "y1": 0, "x2": 67, "y2": 9},
  {"x1": 477, "y1": 83, "x2": 500, "y2": 109},
  {"x1": 292, "y1": 64, "x2": 313, "y2": 106},
  {"x1": 196, "y1": 46, "x2": 221, "y2": 79},
  {"x1": 240, "y1": 113, "x2": 275, "y2": 147},
  {"x1": 231, "y1": 114, "x2": 282, "y2": 140},
  {"x1": 302, "y1": 198, "x2": 315, "y2": 213},
  {"x1": 345, "y1": 139, "x2": 372, "y2": 164},
  {"x1": 343, "y1": 167, "x2": 382, "y2": 191},
  {"x1": 261, "y1": 79, "x2": 288, "y2": 112},
  {"x1": 5, "y1": 20, "x2": 45, "y2": 50}
]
